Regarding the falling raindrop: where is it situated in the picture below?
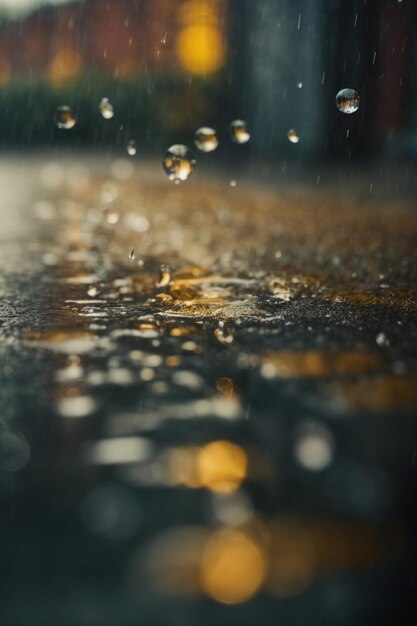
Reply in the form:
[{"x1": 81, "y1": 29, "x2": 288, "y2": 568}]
[
  {"x1": 99, "y1": 97, "x2": 114, "y2": 119},
  {"x1": 287, "y1": 129, "x2": 300, "y2": 144},
  {"x1": 87, "y1": 285, "x2": 100, "y2": 297},
  {"x1": 156, "y1": 264, "x2": 172, "y2": 288},
  {"x1": 127, "y1": 140, "x2": 137, "y2": 156},
  {"x1": 105, "y1": 209, "x2": 120, "y2": 225},
  {"x1": 229, "y1": 120, "x2": 250, "y2": 144},
  {"x1": 128, "y1": 249, "x2": 135, "y2": 262},
  {"x1": 194, "y1": 127, "x2": 219, "y2": 152},
  {"x1": 297, "y1": 81, "x2": 303, "y2": 89},
  {"x1": 214, "y1": 321, "x2": 234, "y2": 345},
  {"x1": 335, "y1": 88, "x2": 360, "y2": 114},
  {"x1": 376, "y1": 332, "x2": 389, "y2": 347},
  {"x1": 54, "y1": 105, "x2": 77, "y2": 129},
  {"x1": 162, "y1": 145, "x2": 196, "y2": 182},
  {"x1": 230, "y1": 179, "x2": 237, "y2": 187}
]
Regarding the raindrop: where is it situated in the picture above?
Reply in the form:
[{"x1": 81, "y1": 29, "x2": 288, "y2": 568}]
[
  {"x1": 230, "y1": 179, "x2": 237, "y2": 187},
  {"x1": 335, "y1": 88, "x2": 360, "y2": 114},
  {"x1": 128, "y1": 249, "x2": 135, "y2": 262},
  {"x1": 229, "y1": 120, "x2": 250, "y2": 144},
  {"x1": 194, "y1": 127, "x2": 219, "y2": 152},
  {"x1": 156, "y1": 264, "x2": 172, "y2": 288},
  {"x1": 105, "y1": 208, "x2": 120, "y2": 224},
  {"x1": 127, "y1": 140, "x2": 137, "y2": 156},
  {"x1": 297, "y1": 81, "x2": 303, "y2": 89},
  {"x1": 287, "y1": 129, "x2": 300, "y2": 144},
  {"x1": 162, "y1": 145, "x2": 196, "y2": 182},
  {"x1": 99, "y1": 97, "x2": 114, "y2": 119},
  {"x1": 54, "y1": 105, "x2": 77, "y2": 129},
  {"x1": 376, "y1": 332, "x2": 389, "y2": 347},
  {"x1": 214, "y1": 322, "x2": 234, "y2": 345},
  {"x1": 87, "y1": 285, "x2": 100, "y2": 297}
]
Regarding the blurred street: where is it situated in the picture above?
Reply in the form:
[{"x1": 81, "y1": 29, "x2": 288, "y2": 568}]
[{"x1": 0, "y1": 154, "x2": 416, "y2": 625}]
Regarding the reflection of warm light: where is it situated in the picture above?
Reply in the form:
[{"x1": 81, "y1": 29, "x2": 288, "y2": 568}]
[
  {"x1": 200, "y1": 529, "x2": 266, "y2": 604},
  {"x1": 216, "y1": 376, "x2": 236, "y2": 396},
  {"x1": 261, "y1": 350, "x2": 384, "y2": 379},
  {"x1": 197, "y1": 440, "x2": 247, "y2": 493},
  {"x1": 177, "y1": 1, "x2": 226, "y2": 75},
  {"x1": 167, "y1": 440, "x2": 247, "y2": 492},
  {"x1": 49, "y1": 48, "x2": 82, "y2": 86}
]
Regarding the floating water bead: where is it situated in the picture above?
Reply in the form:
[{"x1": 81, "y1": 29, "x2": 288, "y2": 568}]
[
  {"x1": 335, "y1": 88, "x2": 360, "y2": 114},
  {"x1": 162, "y1": 145, "x2": 196, "y2": 182},
  {"x1": 54, "y1": 105, "x2": 77, "y2": 129},
  {"x1": 229, "y1": 120, "x2": 250, "y2": 144},
  {"x1": 194, "y1": 127, "x2": 219, "y2": 152}
]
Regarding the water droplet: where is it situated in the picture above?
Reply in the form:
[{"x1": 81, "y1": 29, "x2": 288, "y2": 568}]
[
  {"x1": 128, "y1": 249, "x2": 135, "y2": 262},
  {"x1": 376, "y1": 332, "x2": 389, "y2": 347},
  {"x1": 229, "y1": 120, "x2": 250, "y2": 144},
  {"x1": 335, "y1": 88, "x2": 360, "y2": 114},
  {"x1": 127, "y1": 140, "x2": 137, "y2": 156},
  {"x1": 54, "y1": 105, "x2": 77, "y2": 129},
  {"x1": 156, "y1": 264, "x2": 172, "y2": 287},
  {"x1": 87, "y1": 285, "x2": 100, "y2": 297},
  {"x1": 297, "y1": 81, "x2": 303, "y2": 89},
  {"x1": 99, "y1": 97, "x2": 114, "y2": 119},
  {"x1": 162, "y1": 145, "x2": 196, "y2": 182},
  {"x1": 194, "y1": 127, "x2": 219, "y2": 152},
  {"x1": 104, "y1": 208, "x2": 120, "y2": 224},
  {"x1": 287, "y1": 129, "x2": 300, "y2": 144},
  {"x1": 230, "y1": 179, "x2": 237, "y2": 187},
  {"x1": 214, "y1": 321, "x2": 234, "y2": 345}
]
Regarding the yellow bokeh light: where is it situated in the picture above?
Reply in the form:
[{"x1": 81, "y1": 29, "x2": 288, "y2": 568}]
[
  {"x1": 197, "y1": 440, "x2": 247, "y2": 493},
  {"x1": 177, "y1": 24, "x2": 226, "y2": 75},
  {"x1": 48, "y1": 48, "x2": 82, "y2": 86},
  {"x1": 200, "y1": 529, "x2": 267, "y2": 604},
  {"x1": 167, "y1": 440, "x2": 247, "y2": 493}
]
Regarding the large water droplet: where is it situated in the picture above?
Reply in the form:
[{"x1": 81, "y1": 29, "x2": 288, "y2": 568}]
[
  {"x1": 162, "y1": 145, "x2": 196, "y2": 182},
  {"x1": 287, "y1": 129, "x2": 300, "y2": 144},
  {"x1": 127, "y1": 140, "x2": 137, "y2": 156},
  {"x1": 99, "y1": 97, "x2": 114, "y2": 119},
  {"x1": 54, "y1": 105, "x2": 77, "y2": 129},
  {"x1": 194, "y1": 127, "x2": 219, "y2": 152},
  {"x1": 156, "y1": 264, "x2": 172, "y2": 287},
  {"x1": 229, "y1": 120, "x2": 250, "y2": 144},
  {"x1": 335, "y1": 88, "x2": 360, "y2": 114}
]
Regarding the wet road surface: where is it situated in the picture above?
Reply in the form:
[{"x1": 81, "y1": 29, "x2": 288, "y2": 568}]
[{"x1": 0, "y1": 154, "x2": 416, "y2": 625}]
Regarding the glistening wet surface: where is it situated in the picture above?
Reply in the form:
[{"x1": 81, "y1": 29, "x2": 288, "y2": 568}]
[{"x1": 0, "y1": 154, "x2": 416, "y2": 625}]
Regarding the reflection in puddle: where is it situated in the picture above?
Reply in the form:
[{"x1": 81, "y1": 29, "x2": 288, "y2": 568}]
[
  {"x1": 261, "y1": 350, "x2": 385, "y2": 379},
  {"x1": 3, "y1": 158, "x2": 416, "y2": 618}
]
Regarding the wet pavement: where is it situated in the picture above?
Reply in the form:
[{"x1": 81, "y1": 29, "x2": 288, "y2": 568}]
[{"x1": 0, "y1": 153, "x2": 416, "y2": 625}]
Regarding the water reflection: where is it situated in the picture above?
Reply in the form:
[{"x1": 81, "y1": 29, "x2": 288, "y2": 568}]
[{"x1": 1, "y1": 155, "x2": 416, "y2": 623}]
